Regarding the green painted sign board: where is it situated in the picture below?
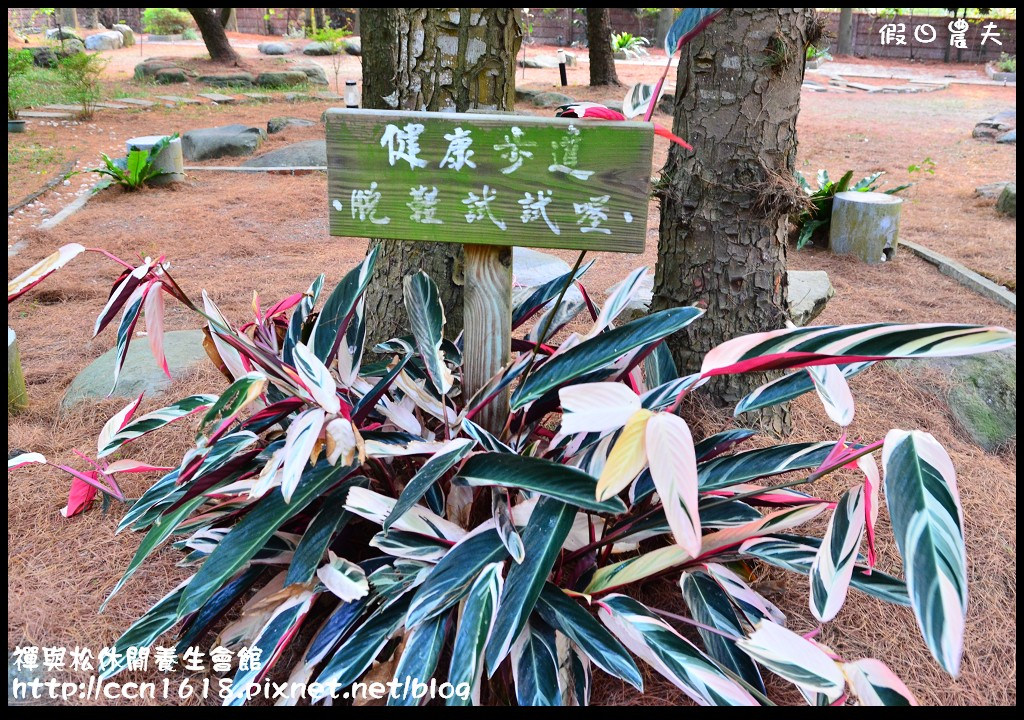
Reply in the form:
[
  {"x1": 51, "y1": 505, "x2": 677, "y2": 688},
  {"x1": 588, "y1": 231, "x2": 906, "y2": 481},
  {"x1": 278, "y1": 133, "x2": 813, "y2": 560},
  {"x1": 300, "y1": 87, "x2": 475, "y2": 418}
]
[{"x1": 325, "y1": 109, "x2": 655, "y2": 253}]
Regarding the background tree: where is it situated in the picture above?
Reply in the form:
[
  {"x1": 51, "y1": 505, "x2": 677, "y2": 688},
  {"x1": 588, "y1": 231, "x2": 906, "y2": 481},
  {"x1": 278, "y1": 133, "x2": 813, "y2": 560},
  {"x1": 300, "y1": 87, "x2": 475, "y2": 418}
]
[
  {"x1": 586, "y1": 8, "x2": 620, "y2": 86},
  {"x1": 651, "y1": 8, "x2": 819, "y2": 433},
  {"x1": 220, "y1": 8, "x2": 238, "y2": 32},
  {"x1": 84, "y1": 8, "x2": 101, "y2": 29},
  {"x1": 837, "y1": 7, "x2": 854, "y2": 55},
  {"x1": 360, "y1": 8, "x2": 521, "y2": 344},
  {"x1": 188, "y1": 8, "x2": 239, "y2": 63}
]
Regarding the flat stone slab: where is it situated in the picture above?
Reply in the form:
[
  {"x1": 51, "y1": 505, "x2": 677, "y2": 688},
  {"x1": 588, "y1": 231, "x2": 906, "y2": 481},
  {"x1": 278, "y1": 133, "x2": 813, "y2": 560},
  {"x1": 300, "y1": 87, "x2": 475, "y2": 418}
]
[
  {"x1": 241, "y1": 93, "x2": 273, "y2": 102},
  {"x1": 314, "y1": 91, "x2": 343, "y2": 100},
  {"x1": 532, "y1": 91, "x2": 576, "y2": 108},
  {"x1": 901, "y1": 240, "x2": 1015, "y2": 311},
  {"x1": 94, "y1": 101, "x2": 131, "y2": 109},
  {"x1": 39, "y1": 104, "x2": 82, "y2": 111},
  {"x1": 118, "y1": 98, "x2": 156, "y2": 107},
  {"x1": 182, "y1": 124, "x2": 266, "y2": 161},
  {"x1": 62, "y1": 329, "x2": 209, "y2": 408},
  {"x1": 155, "y1": 95, "x2": 201, "y2": 104},
  {"x1": 197, "y1": 92, "x2": 237, "y2": 104},
  {"x1": 788, "y1": 270, "x2": 835, "y2": 326},
  {"x1": 241, "y1": 140, "x2": 326, "y2": 167},
  {"x1": 21, "y1": 111, "x2": 72, "y2": 119}
]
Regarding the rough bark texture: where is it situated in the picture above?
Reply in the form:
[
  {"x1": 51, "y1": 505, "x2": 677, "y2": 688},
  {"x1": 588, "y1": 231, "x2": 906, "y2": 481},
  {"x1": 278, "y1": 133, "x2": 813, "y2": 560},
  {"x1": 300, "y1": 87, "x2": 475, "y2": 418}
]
[
  {"x1": 586, "y1": 8, "x2": 620, "y2": 86},
  {"x1": 837, "y1": 7, "x2": 853, "y2": 55},
  {"x1": 652, "y1": 8, "x2": 814, "y2": 433},
  {"x1": 361, "y1": 8, "x2": 521, "y2": 346},
  {"x1": 84, "y1": 9, "x2": 101, "y2": 29},
  {"x1": 188, "y1": 8, "x2": 239, "y2": 63}
]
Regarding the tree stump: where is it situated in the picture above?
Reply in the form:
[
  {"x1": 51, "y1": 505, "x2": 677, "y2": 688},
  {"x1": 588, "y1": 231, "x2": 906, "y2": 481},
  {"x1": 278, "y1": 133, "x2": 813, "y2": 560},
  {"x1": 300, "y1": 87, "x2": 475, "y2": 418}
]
[
  {"x1": 125, "y1": 135, "x2": 185, "y2": 185},
  {"x1": 9, "y1": 327, "x2": 28, "y2": 414},
  {"x1": 829, "y1": 191, "x2": 903, "y2": 264}
]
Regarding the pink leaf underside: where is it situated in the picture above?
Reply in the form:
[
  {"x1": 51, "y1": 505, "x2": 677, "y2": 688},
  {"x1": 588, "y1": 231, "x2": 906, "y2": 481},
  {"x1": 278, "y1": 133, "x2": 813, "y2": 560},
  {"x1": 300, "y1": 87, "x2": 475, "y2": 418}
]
[{"x1": 60, "y1": 473, "x2": 100, "y2": 518}]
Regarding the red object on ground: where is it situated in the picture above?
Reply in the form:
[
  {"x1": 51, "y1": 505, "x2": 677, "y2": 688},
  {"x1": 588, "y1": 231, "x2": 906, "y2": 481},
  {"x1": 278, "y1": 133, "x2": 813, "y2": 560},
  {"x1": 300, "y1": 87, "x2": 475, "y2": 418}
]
[{"x1": 555, "y1": 102, "x2": 693, "y2": 150}]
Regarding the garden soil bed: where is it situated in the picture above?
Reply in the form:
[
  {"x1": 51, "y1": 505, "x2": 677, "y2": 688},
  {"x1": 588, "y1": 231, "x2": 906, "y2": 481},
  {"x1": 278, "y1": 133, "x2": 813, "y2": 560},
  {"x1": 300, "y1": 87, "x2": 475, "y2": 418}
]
[{"x1": 7, "y1": 50, "x2": 1017, "y2": 706}]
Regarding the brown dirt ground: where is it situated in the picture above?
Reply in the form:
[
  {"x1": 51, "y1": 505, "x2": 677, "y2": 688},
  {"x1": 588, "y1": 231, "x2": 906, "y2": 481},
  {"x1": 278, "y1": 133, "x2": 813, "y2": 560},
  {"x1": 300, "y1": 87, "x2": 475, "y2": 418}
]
[{"x1": 7, "y1": 46, "x2": 1017, "y2": 706}]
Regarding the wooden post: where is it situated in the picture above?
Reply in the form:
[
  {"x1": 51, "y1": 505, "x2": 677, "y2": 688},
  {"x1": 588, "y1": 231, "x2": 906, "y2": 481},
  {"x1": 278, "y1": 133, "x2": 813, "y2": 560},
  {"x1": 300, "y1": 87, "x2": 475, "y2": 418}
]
[
  {"x1": 829, "y1": 191, "x2": 903, "y2": 264},
  {"x1": 9, "y1": 327, "x2": 28, "y2": 414},
  {"x1": 463, "y1": 245, "x2": 512, "y2": 433}
]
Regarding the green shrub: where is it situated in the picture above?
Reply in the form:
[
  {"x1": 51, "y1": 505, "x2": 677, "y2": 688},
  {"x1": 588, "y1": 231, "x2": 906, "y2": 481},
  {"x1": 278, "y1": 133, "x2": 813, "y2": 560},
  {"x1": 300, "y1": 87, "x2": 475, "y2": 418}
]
[
  {"x1": 806, "y1": 44, "x2": 832, "y2": 62},
  {"x1": 996, "y1": 53, "x2": 1016, "y2": 73},
  {"x1": 182, "y1": 27, "x2": 199, "y2": 41},
  {"x1": 612, "y1": 31, "x2": 650, "y2": 59},
  {"x1": 55, "y1": 51, "x2": 106, "y2": 119},
  {"x1": 793, "y1": 169, "x2": 910, "y2": 249},
  {"x1": 88, "y1": 133, "x2": 179, "y2": 191},
  {"x1": 8, "y1": 244, "x2": 1016, "y2": 705},
  {"x1": 8, "y1": 49, "x2": 34, "y2": 120},
  {"x1": 142, "y1": 7, "x2": 193, "y2": 35}
]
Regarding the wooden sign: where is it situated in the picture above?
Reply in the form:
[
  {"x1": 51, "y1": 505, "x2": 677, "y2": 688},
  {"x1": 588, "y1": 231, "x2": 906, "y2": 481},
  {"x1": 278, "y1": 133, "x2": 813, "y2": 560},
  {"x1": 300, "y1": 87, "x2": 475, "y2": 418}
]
[{"x1": 325, "y1": 109, "x2": 654, "y2": 253}]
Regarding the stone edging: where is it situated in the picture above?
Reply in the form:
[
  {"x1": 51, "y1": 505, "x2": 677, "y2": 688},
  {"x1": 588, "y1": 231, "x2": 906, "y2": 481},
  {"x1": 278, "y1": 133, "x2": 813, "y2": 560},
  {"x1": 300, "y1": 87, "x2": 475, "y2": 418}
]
[{"x1": 901, "y1": 240, "x2": 1016, "y2": 311}]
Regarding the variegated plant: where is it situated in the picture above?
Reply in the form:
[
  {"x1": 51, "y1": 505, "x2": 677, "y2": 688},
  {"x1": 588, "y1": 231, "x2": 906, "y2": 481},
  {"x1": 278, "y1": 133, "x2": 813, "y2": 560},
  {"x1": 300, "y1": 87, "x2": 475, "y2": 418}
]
[{"x1": 8, "y1": 244, "x2": 1016, "y2": 706}]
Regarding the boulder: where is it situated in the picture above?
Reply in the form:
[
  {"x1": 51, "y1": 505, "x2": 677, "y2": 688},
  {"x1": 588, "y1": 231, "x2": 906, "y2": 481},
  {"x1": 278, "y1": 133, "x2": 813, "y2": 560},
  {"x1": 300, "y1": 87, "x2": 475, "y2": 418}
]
[
  {"x1": 515, "y1": 87, "x2": 541, "y2": 103},
  {"x1": 532, "y1": 91, "x2": 575, "y2": 108},
  {"x1": 267, "y1": 116, "x2": 317, "y2": 134},
  {"x1": 343, "y1": 37, "x2": 361, "y2": 56},
  {"x1": 84, "y1": 30, "x2": 123, "y2": 51},
  {"x1": 135, "y1": 58, "x2": 186, "y2": 81},
  {"x1": 113, "y1": 23, "x2": 135, "y2": 47},
  {"x1": 518, "y1": 52, "x2": 576, "y2": 69},
  {"x1": 61, "y1": 38, "x2": 86, "y2": 56},
  {"x1": 787, "y1": 270, "x2": 835, "y2": 326},
  {"x1": 975, "y1": 181, "x2": 1011, "y2": 199},
  {"x1": 997, "y1": 128, "x2": 1016, "y2": 144},
  {"x1": 182, "y1": 124, "x2": 266, "y2": 161},
  {"x1": 292, "y1": 63, "x2": 329, "y2": 85},
  {"x1": 996, "y1": 183, "x2": 1016, "y2": 218},
  {"x1": 154, "y1": 67, "x2": 188, "y2": 84},
  {"x1": 198, "y1": 71, "x2": 255, "y2": 87},
  {"x1": 973, "y1": 108, "x2": 1016, "y2": 140},
  {"x1": 29, "y1": 46, "x2": 59, "y2": 68},
  {"x1": 241, "y1": 139, "x2": 327, "y2": 167},
  {"x1": 256, "y1": 70, "x2": 309, "y2": 88},
  {"x1": 258, "y1": 41, "x2": 293, "y2": 55},
  {"x1": 907, "y1": 350, "x2": 1016, "y2": 453},
  {"x1": 303, "y1": 41, "x2": 338, "y2": 56},
  {"x1": 61, "y1": 330, "x2": 209, "y2": 408},
  {"x1": 45, "y1": 27, "x2": 82, "y2": 42}
]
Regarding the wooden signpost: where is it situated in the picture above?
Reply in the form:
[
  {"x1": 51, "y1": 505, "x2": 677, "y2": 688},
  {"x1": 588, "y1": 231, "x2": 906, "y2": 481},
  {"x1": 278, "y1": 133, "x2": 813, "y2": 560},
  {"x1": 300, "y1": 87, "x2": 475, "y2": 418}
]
[{"x1": 326, "y1": 108, "x2": 654, "y2": 431}]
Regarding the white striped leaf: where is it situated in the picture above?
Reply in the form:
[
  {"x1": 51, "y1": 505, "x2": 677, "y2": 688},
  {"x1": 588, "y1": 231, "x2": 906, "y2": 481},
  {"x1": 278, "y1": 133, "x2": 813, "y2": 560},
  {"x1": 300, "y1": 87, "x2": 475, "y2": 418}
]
[
  {"x1": 317, "y1": 551, "x2": 369, "y2": 602},
  {"x1": 736, "y1": 620, "x2": 845, "y2": 703},
  {"x1": 558, "y1": 381, "x2": 641, "y2": 435},
  {"x1": 280, "y1": 408, "x2": 326, "y2": 504},
  {"x1": 810, "y1": 486, "x2": 866, "y2": 621},
  {"x1": 735, "y1": 362, "x2": 873, "y2": 417},
  {"x1": 842, "y1": 658, "x2": 919, "y2": 706},
  {"x1": 598, "y1": 594, "x2": 758, "y2": 706},
  {"x1": 511, "y1": 621, "x2": 562, "y2": 706},
  {"x1": 388, "y1": 612, "x2": 451, "y2": 706},
  {"x1": 384, "y1": 438, "x2": 473, "y2": 532},
  {"x1": 8, "y1": 242, "x2": 85, "y2": 301},
  {"x1": 882, "y1": 429, "x2": 967, "y2": 676},
  {"x1": 806, "y1": 363, "x2": 856, "y2": 426},
  {"x1": 447, "y1": 562, "x2": 503, "y2": 706},
  {"x1": 293, "y1": 341, "x2": 340, "y2": 414},
  {"x1": 646, "y1": 411, "x2": 701, "y2": 556},
  {"x1": 404, "y1": 270, "x2": 453, "y2": 395}
]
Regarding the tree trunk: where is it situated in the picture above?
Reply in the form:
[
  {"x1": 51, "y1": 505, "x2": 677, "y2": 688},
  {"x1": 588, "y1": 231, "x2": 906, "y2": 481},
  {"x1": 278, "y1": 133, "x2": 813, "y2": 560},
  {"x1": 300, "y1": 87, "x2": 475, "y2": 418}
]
[
  {"x1": 84, "y1": 8, "x2": 101, "y2": 29},
  {"x1": 189, "y1": 8, "x2": 239, "y2": 63},
  {"x1": 58, "y1": 8, "x2": 79, "y2": 29},
  {"x1": 586, "y1": 8, "x2": 620, "y2": 86},
  {"x1": 837, "y1": 7, "x2": 854, "y2": 55},
  {"x1": 653, "y1": 8, "x2": 675, "y2": 50},
  {"x1": 220, "y1": 8, "x2": 238, "y2": 32},
  {"x1": 361, "y1": 8, "x2": 521, "y2": 346},
  {"x1": 652, "y1": 8, "x2": 814, "y2": 434}
]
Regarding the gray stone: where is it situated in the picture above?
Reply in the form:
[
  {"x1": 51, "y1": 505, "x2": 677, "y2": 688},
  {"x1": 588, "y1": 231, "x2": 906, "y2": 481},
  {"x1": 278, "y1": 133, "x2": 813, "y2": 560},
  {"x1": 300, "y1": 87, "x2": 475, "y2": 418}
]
[
  {"x1": 154, "y1": 67, "x2": 188, "y2": 84},
  {"x1": 515, "y1": 87, "x2": 541, "y2": 103},
  {"x1": 84, "y1": 30, "x2": 123, "y2": 51},
  {"x1": 199, "y1": 71, "x2": 255, "y2": 87},
  {"x1": 658, "y1": 91, "x2": 675, "y2": 114},
  {"x1": 46, "y1": 27, "x2": 82, "y2": 42},
  {"x1": 113, "y1": 23, "x2": 135, "y2": 47},
  {"x1": 518, "y1": 52, "x2": 576, "y2": 69},
  {"x1": 135, "y1": 58, "x2": 186, "y2": 81},
  {"x1": 343, "y1": 37, "x2": 361, "y2": 56},
  {"x1": 29, "y1": 46, "x2": 58, "y2": 68},
  {"x1": 241, "y1": 140, "x2": 327, "y2": 167},
  {"x1": 258, "y1": 41, "x2": 293, "y2": 55},
  {"x1": 975, "y1": 181, "x2": 1011, "y2": 199},
  {"x1": 996, "y1": 183, "x2": 1016, "y2": 218},
  {"x1": 267, "y1": 116, "x2": 316, "y2": 134},
  {"x1": 908, "y1": 350, "x2": 1016, "y2": 453},
  {"x1": 256, "y1": 70, "x2": 309, "y2": 88},
  {"x1": 303, "y1": 41, "x2": 338, "y2": 56},
  {"x1": 787, "y1": 270, "x2": 835, "y2": 326},
  {"x1": 293, "y1": 63, "x2": 329, "y2": 85},
  {"x1": 996, "y1": 128, "x2": 1016, "y2": 144},
  {"x1": 197, "y1": 92, "x2": 237, "y2": 104},
  {"x1": 182, "y1": 124, "x2": 266, "y2": 161},
  {"x1": 62, "y1": 330, "x2": 209, "y2": 408},
  {"x1": 532, "y1": 91, "x2": 575, "y2": 108}
]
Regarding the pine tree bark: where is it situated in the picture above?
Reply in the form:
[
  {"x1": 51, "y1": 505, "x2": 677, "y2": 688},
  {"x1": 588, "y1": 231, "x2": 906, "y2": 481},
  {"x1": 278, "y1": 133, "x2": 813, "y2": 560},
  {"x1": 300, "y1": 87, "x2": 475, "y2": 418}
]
[
  {"x1": 188, "y1": 8, "x2": 239, "y2": 63},
  {"x1": 361, "y1": 8, "x2": 521, "y2": 346},
  {"x1": 586, "y1": 8, "x2": 620, "y2": 86},
  {"x1": 652, "y1": 8, "x2": 815, "y2": 434}
]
